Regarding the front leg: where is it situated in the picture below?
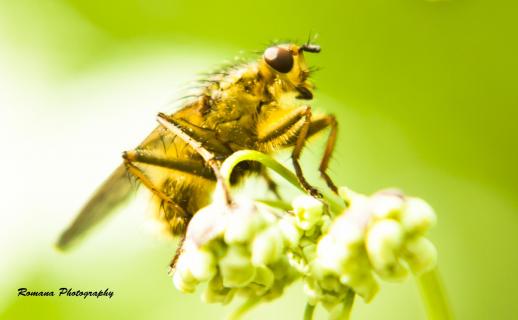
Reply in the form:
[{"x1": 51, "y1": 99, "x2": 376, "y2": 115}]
[
  {"x1": 156, "y1": 112, "x2": 233, "y2": 206},
  {"x1": 291, "y1": 106, "x2": 322, "y2": 197},
  {"x1": 308, "y1": 115, "x2": 339, "y2": 194},
  {"x1": 258, "y1": 107, "x2": 340, "y2": 196},
  {"x1": 258, "y1": 105, "x2": 322, "y2": 197}
]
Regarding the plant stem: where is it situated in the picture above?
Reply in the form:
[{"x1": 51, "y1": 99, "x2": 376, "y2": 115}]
[
  {"x1": 417, "y1": 268, "x2": 453, "y2": 320},
  {"x1": 303, "y1": 302, "x2": 316, "y2": 320},
  {"x1": 221, "y1": 150, "x2": 302, "y2": 191},
  {"x1": 227, "y1": 298, "x2": 260, "y2": 320},
  {"x1": 220, "y1": 150, "x2": 345, "y2": 212},
  {"x1": 333, "y1": 290, "x2": 355, "y2": 320},
  {"x1": 255, "y1": 198, "x2": 293, "y2": 211}
]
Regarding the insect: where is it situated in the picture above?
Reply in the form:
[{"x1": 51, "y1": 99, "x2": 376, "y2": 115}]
[{"x1": 56, "y1": 42, "x2": 339, "y2": 267}]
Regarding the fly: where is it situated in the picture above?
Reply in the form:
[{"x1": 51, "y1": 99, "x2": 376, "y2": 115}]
[{"x1": 56, "y1": 42, "x2": 338, "y2": 268}]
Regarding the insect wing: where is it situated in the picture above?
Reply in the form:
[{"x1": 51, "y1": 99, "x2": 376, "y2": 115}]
[{"x1": 56, "y1": 164, "x2": 133, "y2": 250}]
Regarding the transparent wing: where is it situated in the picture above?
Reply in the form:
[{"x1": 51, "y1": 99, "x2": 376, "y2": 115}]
[{"x1": 55, "y1": 164, "x2": 133, "y2": 250}]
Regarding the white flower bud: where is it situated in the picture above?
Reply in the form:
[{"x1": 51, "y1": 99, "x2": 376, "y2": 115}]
[
  {"x1": 319, "y1": 214, "x2": 333, "y2": 234},
  {"x1": 202, "y1": 275, "x2": 235, "y2": 304},
  {"x1": 185, "y1": 248, "x2": 217, "y2": 282},
  {"x1": 400, "y1": 198, "x2": 437, "y2": 235},
  {"x1": 369, "y1": 193, "x2": 404, "y2": 220},
  {"x1": 224, "y1": 201, "x2": 262, "y2": 244},
  {"x1": 278, "y1": 216, "x2": 302, "y2": 248},
  {"x1": 403, "y1": 237, "x2": 438, "y2": 275},
  {"x1": 173, "y1": 271, "x2": 197, "y2": 294},
  {"x1": 173, "y1": 256, "x2": 199, "y2": 293},
  {"x1": 219, "y1": 245, "x2": 256, "y2": 287},
  {"x1": 330, "y1": 217, "x2": 364, "y2": 248},
  {"x1": 186, "y1": 204, "x2": 226, "y2": 246},
  {"x1": 338, "y1": 186, "x2": 360, "y2": 205},
  {"x1": 316, "y1": 236, "x2": 354, "y2": 273},
  {"x1": 341, "y1": 271, "x2": 379, "y2": 302},
  {"x1": 251, "y1": 227, "x2": 284, "y2": 266},
  {"x1": 292, "y1": 196, "x2": 324, "y2": 230},
  {"x1": 366, "y1": 220, "x2": 408, "y2": 281}
]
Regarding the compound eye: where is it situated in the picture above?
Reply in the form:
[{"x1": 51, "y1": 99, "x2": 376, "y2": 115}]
[{"x1": 264, "y1": 47, "x2": 294, "y2": 73}]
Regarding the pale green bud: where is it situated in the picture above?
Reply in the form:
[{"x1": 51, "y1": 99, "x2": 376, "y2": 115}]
[
  {"x1": 369, "y1": 192, "x2": 404, "y2": 220},
  {"x1": 302, "y1": 243, "x2": 317, "y2": 263},
  {"x1": 224, "y1": 201, "x2": 262, "y2": 244},
  {"x1": 173, "y1": 271, "x2": 197, "y2": 294},
  {"x1": 366, "y1": 220, "x2": 408, "y2": 281},
  {"x1": 219, "y1": 245, "x2": 256, "y2": 287},
  {"x1": 269, "y1": 256, "x2": 295, "y2": 281},
  {"x1": 320, "y1": 293, "x2": 346, "y2": 311},
  {"x1": 341, "y1": 271, "x2": 379, "y2": 302},
  {"x1": 330, "y1": 217, "x2": 364, "y2": 248},
  {"x1": 173, "y1": 256, "x2": 199, "y2": 293},
  {"x1": 303, "y1": 224, "x2": 320, "y2": 238},
  {"x1": 278, "y1": 216, "x2": 302, "y2": 248},
  {"x1": 287, "y1": 251, "x2": 310, "y2": 274},
  {"x1": 338, "y1": 186, "x2": 360, "y2": 205},
  {"x1": 400, "y1": 198, "x2": 437, "y2": 235},
  {"x1": 292, "y1": 195, "x2": 324, "y2": 230},
  {"x1": 304, "y1": 275, "x2": 347, "y2": 310},
  {"x1": 403, "y1": 236, "x2": 438, "y2": 275},
  {"x1": 316, "y1": 236, "x2": 354, "y2": 273},
  {"x1": 339, "y1": 250, "x2": 371, "y2": 279},
  {"x1": 250, "y1": 265, "x2": 275, "y2": 296},
  {"x1": 186, "y1": 203, "x2": 226, "y2": 246},
  {"x1": 185, "y1": 248, "x2": 217, "y2": 282},
  {"x1": 251, "y1": 227, "x2": 284, "y2": 266},
  {"x1": 319, "y1": 214, "x2": 333, "y2": 234},
  {"x1": 318, "y1": 274, "x2": 341, "y2": 292},
  {"x1": 262, "y1": 280, "x2": 286, "y2": 301},
  {"x1": 303, "y1": 277, "x2": 322, "y2": 305},
  {"x1": 202, "y1": 275, "x2": 235, "y2": 304}
]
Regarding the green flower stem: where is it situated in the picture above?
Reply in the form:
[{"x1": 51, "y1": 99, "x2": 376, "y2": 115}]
[
  {"x1": 221, "y1": 150, "x2": 302, "y2": 191},
  {"x1": 303, "y1": 303, "x2": 316, "y2": 320},
  {"x1": 417, "y1": 268, "x2": 453, "y2": 320},
  {"x1": 227, "y1": 297, "x2": 260, "y2": 320},
  {"x1": 220, "y1": 150, "x2": 345, "y2": 213},
  {"x1": 255, "y1": 198, "x2": 293, "y2": 211},
  {"x1": 333, "y1": 289, "x2": 355, "y2": 320}
]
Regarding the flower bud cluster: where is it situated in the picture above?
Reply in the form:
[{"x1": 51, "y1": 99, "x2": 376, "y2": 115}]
[
  {"x1": 311, "y1": 187, "x2": 438, "y2": 304},
  {"x1": 172, "y1": 186, "x2": 438, "y2": 315},
  {"x1": 172, "y1": 198, "x2": 298, "y2": 305}
]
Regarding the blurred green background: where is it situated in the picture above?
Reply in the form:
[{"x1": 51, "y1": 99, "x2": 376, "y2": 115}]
[{"x1": 1, "y1": 0, "x2": 517, "y2": 319}]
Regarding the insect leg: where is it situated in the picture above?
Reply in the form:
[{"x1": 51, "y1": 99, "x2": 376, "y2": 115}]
[
  {"x1": 291, "y1": 106, "x2": 322, "y2": 197},
  {"x1": 258, "y1": 106, "x2": 311, "y2": 142},
  {"x1": 123, "y1": 150, "x2": 217, "y2": 274},
  {"x1": 258, "y1": 105, "x2": 321, "y2": 196},
  {"x1": 307, "y1": 115, "x2": 339, "y2": 194},
  {"x1": 156, "y1": 113, "x2": 233, "y2": 205},
  {"x1": 123, "y1": 158, "x2": 188, "y2": 219},
  {"x1": 123, "y1": 149, "x2": 215, "y2": 180},
  {"x1": 168, "y1": 232, "x2": 186, "y2": 274}
]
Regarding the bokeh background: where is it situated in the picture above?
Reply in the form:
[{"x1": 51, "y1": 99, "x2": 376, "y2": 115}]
[{"x1": 1, "y1": 0, "x2": 517, "y2": 319}]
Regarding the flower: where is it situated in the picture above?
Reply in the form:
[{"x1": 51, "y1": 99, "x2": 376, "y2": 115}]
[
  {"x1": 172, "y1": 198, "x2": 298, "y2": 306},
  {"x1": 309, "y1": 188, "x2": 438, "y2": 305},
  {"x1": 172, "y1": 183, "x2": 438, "y2": 318}
]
